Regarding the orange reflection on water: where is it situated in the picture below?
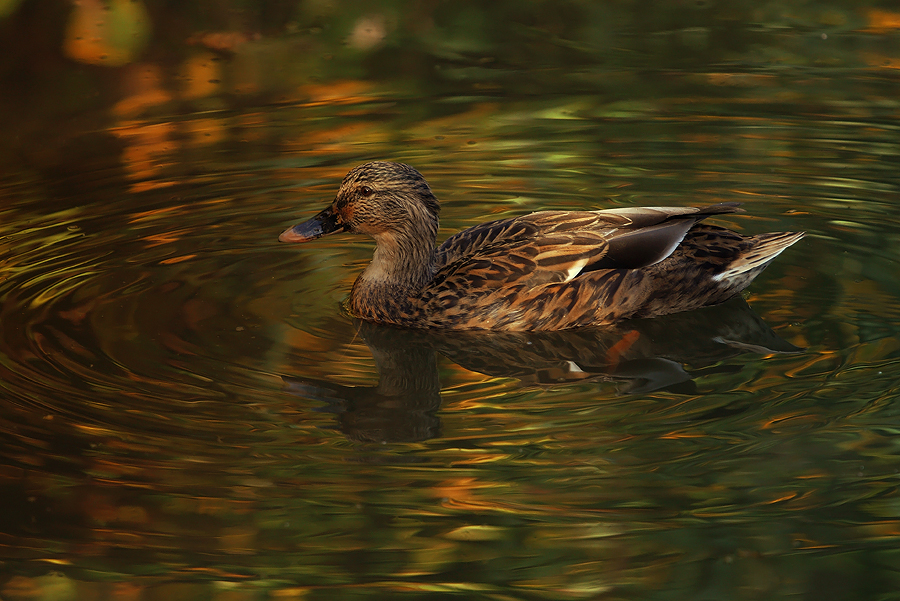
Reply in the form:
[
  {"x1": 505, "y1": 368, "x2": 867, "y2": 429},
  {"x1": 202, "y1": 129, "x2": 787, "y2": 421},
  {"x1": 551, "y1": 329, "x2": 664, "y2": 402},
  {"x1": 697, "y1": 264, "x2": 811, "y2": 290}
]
[
  {"x1": 298, "y1": 81, "x2": 377, "y2": 107},
  {"x1": 139, "y1": 229, "x2": 188, "y2": 246},
  {"x1": 432, "y1": 477, "x2": 497, "y2": 507},
  {"x1": 282, "y1": 122, "x2": 385, "y2": 157},
  {"x1": 64, "y1": 0, "x2": 151, "y2": 67},
  {"x1": 760, "y1": 411, "x2": 820, "y2": 431},
  {"x1": 860, "y1": 520, "x2": 900, "y2": 540},
  {"x1": 183, "y1": 118, "x2": 227, "y2": 148},
  {"x1": 111, "y1": 120, "x2": 178, "y2": 191},
  {"x1": 179, "y1": 52, "x2": 222, "y2": 100},
  {"x1": 865, "y1": 9, "x2": 900, "y2": 33},
  {"x1": 112, "y1": 66, "x2": 173, "y2": 117},
  {"x1": 159, "y1": 255, "x2": 198, "y2": 265},
  {"x1": 658, "y1": 431, "x2": 707, "y2": 440}
]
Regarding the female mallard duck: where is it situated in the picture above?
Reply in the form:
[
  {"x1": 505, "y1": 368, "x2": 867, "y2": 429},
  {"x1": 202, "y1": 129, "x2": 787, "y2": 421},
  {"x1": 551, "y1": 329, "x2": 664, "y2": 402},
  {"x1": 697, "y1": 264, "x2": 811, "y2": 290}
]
[{"x1": 280, "y1": 161, "x2": 803, "y2": 331}]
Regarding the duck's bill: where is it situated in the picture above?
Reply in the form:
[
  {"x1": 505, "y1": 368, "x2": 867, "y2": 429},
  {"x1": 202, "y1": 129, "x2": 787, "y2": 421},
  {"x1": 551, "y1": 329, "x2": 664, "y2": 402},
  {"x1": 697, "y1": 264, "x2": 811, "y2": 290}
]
[{"x1": 279, "y1": 206, "x2": 345, "y2": 243}]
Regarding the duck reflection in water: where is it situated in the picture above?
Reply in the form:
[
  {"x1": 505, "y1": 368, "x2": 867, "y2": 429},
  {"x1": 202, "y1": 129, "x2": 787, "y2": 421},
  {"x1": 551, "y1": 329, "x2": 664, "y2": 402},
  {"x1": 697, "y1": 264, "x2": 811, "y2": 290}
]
[{"x1": 283, "y1": 297, "x2": 801, "y2": 443}]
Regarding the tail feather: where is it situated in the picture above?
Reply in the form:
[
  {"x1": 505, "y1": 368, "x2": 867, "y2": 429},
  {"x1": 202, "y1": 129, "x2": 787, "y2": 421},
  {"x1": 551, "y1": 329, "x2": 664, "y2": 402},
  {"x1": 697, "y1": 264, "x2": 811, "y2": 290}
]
[{"x1": 713, "y1": 231, "x2": 805, "y2": 285}]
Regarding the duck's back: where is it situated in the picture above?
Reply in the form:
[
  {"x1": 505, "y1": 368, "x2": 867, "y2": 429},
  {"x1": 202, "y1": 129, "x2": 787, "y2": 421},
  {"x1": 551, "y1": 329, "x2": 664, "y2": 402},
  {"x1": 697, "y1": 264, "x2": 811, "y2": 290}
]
[
  {"x1": 435, "y1": 206, "x2": 735, "y2": 271},
  {"x1": 409, "y1": 205, "x2": 801, "y2": 331}
]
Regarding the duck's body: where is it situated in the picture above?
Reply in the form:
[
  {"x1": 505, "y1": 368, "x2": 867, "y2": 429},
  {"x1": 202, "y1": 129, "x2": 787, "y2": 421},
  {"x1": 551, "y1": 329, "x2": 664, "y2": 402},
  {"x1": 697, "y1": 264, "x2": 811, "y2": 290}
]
[{"x1": 280, "y1": 162, "x2": 803, "y2": 331}]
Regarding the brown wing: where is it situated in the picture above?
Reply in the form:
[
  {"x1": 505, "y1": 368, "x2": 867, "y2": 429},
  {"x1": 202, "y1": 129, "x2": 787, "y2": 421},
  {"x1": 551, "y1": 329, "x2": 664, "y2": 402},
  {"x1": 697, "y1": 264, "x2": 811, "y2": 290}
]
[
  {"x1": 413, "y1": 203, "x2": 745, "y2": 329},
  {"x1": 433, "y1": 203, "x2": 743, "y2": 284}
]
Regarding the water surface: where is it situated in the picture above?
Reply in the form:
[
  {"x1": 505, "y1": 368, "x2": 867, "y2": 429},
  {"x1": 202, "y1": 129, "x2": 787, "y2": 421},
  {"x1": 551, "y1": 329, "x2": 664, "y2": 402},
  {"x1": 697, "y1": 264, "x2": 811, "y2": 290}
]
[{"x1": 2, "y1": 3, "x2": 900, "y2": 600}]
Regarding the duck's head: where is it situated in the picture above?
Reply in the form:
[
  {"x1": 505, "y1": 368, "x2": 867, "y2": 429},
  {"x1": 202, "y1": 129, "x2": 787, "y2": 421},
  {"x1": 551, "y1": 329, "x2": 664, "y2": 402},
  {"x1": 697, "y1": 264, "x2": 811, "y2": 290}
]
[{"x1": 279, "y1": 161, "x2": 441, "y2": 244}]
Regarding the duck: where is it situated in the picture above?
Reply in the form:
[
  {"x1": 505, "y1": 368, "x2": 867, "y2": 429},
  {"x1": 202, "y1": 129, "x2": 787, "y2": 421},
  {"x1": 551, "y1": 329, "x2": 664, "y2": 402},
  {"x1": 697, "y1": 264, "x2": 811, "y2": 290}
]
[{"x1": 279, "y1": 161, "x2": 803, "y2": 331}]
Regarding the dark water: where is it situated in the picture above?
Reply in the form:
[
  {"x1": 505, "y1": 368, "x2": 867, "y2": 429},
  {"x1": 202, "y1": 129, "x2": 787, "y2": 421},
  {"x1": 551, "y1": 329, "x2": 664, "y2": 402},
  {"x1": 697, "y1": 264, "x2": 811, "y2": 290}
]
[{"x1": 3, "y1": 3, "x2": 900, "y2": 600}]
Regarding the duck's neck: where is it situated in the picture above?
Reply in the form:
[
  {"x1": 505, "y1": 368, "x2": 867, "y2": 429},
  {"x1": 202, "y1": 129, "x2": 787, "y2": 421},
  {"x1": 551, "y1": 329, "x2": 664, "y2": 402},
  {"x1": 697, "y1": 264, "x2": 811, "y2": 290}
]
[{"x1": 350, "y1": 229, "x2": 437, "y2": 320}]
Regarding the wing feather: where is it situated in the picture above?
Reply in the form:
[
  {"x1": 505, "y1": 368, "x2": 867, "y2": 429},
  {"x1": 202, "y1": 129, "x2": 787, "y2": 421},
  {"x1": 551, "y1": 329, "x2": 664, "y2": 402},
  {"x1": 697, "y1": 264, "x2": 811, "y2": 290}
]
[{"x1": 429, "y1": 203, "x2": 743, "y2": 301}]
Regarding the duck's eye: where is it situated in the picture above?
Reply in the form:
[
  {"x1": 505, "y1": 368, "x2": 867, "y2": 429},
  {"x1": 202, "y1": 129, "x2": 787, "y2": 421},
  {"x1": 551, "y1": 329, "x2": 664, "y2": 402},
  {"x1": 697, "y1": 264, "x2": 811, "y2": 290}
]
[{"x1": 358, "y1": 185, "x2": 374, "y2": 197}]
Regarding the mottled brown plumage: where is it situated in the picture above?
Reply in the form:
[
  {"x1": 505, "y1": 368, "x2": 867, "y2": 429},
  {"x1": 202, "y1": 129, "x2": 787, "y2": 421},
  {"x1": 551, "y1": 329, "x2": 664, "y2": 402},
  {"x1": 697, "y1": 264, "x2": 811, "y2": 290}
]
[{"x1": 280, "y1": 161, "x2": 803, "y2": 331}]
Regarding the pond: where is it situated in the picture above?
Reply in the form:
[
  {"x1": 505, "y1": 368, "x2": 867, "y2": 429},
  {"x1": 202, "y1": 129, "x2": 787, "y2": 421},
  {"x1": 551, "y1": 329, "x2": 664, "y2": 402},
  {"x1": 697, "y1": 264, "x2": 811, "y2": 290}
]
[{"x1": 2, "y1": 2, "x2": 900, "y2": 600}]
